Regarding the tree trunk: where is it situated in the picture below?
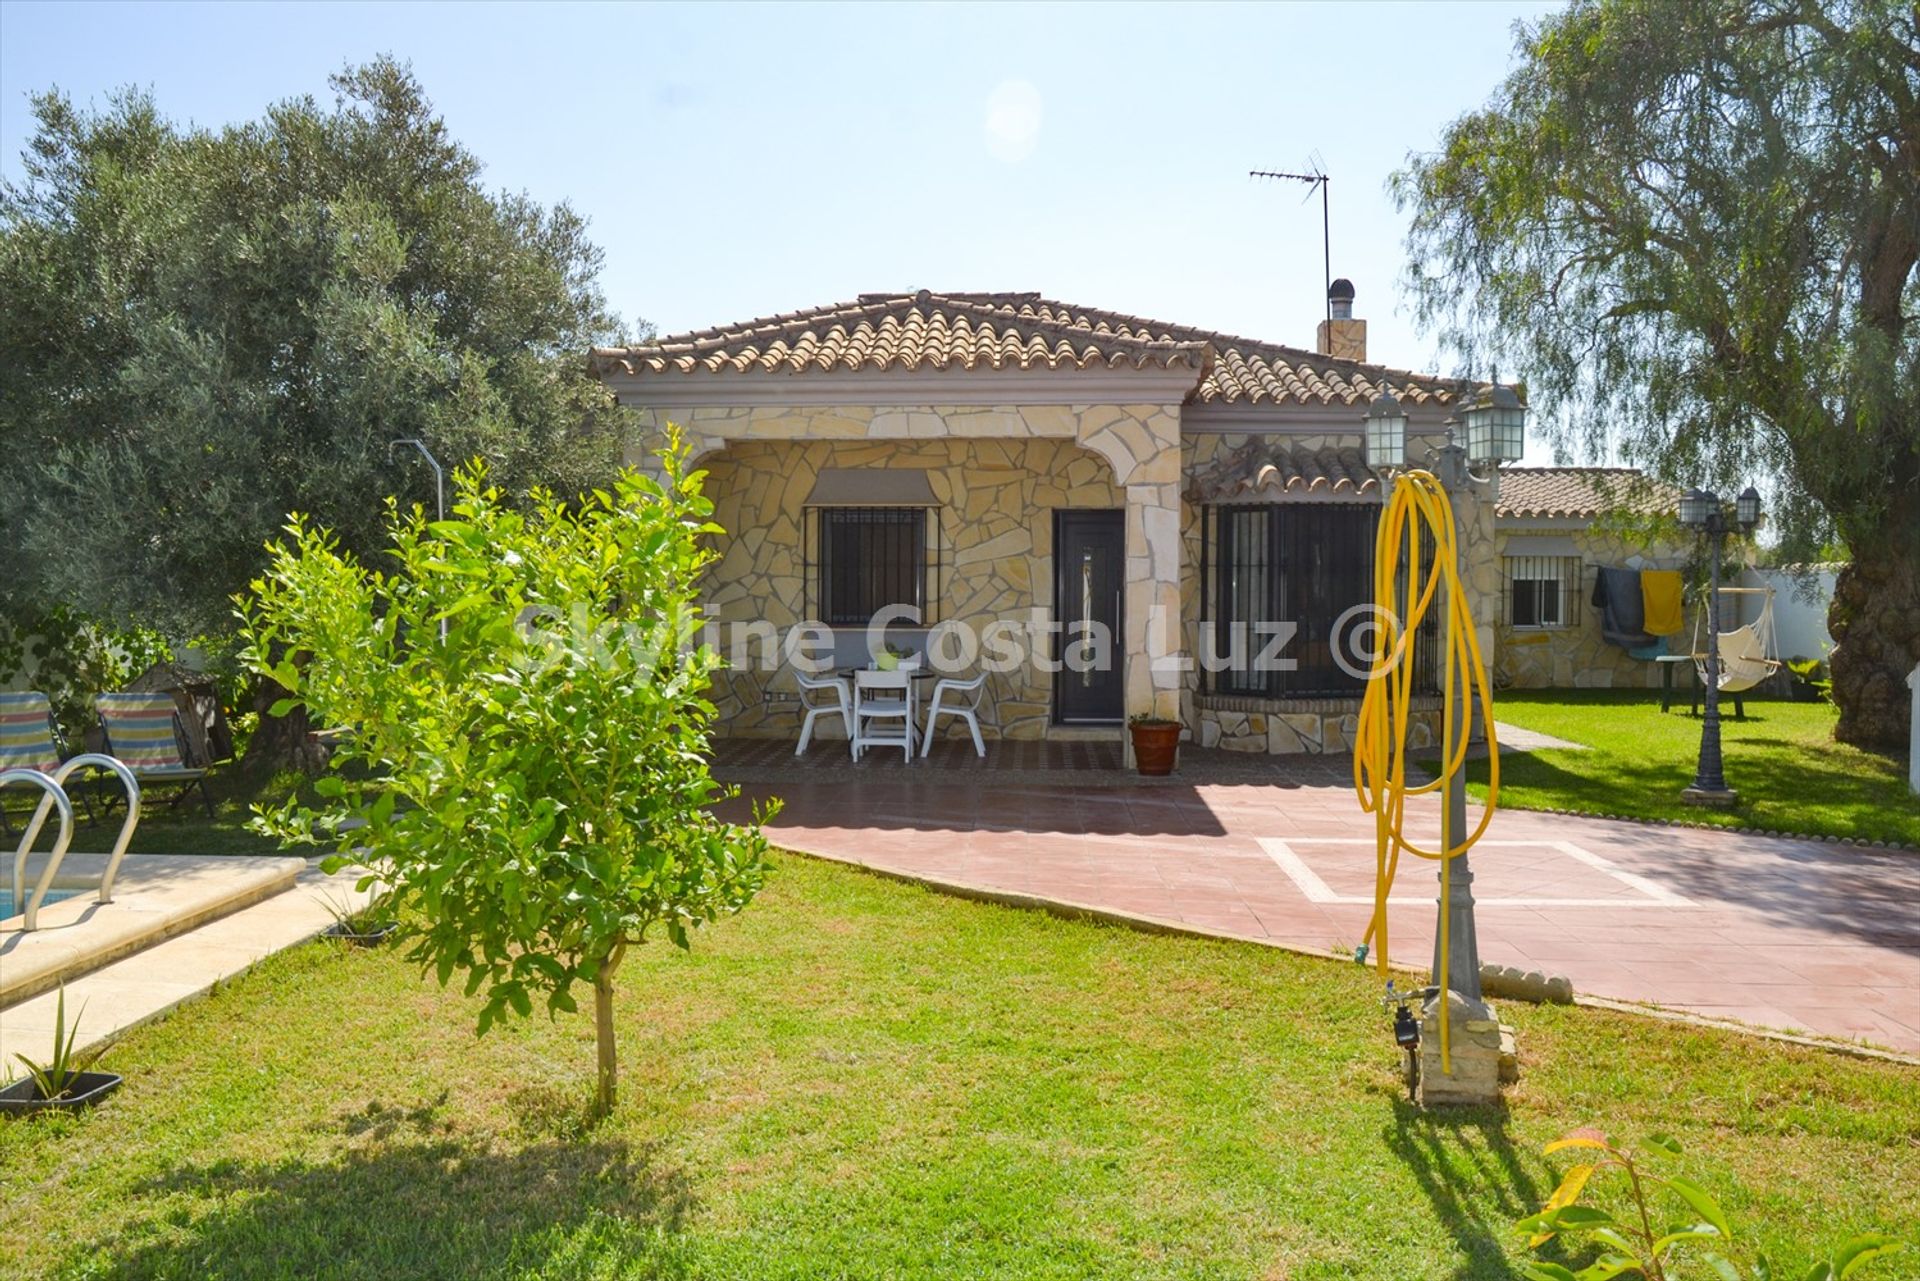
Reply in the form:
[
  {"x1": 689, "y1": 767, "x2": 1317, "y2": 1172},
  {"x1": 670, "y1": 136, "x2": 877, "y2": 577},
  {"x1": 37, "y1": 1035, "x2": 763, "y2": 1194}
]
[
  {"x1": 1829, "y1": 526, "x2": 1920, "y2": 753},
  {"x1": 591, "y1": 943, "x2": 626, "y2": 1121},
  {"x1": 240, "y1": 674, "x2": 330, "y2": 774}
]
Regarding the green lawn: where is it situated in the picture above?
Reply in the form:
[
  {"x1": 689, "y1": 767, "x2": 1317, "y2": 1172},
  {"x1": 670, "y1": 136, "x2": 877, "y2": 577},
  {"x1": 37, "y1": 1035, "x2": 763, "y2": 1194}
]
[
  {"x1": 1467, "y1": 691, "x2": 1919, "y2": 846},
  {"x1": 3, "y1": 851, "x2": 1915, "y2": 1280},
  {"x1": 2, "y1": 763, "x2": 303, "y2": 858}
]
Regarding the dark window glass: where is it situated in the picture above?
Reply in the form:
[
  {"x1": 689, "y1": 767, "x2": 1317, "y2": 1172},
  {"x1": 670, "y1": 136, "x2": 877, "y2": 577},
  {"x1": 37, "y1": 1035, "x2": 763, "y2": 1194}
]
[
  {"x1": 818, "y1": 508, "x2": 926, "y2": 625},
  {"x1": 1208, "y1": 503, "x2": 1427, "y2": 697},
  {"x1": 1505, "y1": 556, "x2": 1577, "y2": 629}
]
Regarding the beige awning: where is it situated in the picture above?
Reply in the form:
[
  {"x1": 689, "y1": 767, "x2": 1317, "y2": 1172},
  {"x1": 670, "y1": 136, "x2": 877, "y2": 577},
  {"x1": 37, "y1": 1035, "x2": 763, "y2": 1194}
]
[
  {"x1": 803, "y1": 468, "x2": 937, "y2": 506},
  {"x1": 1503, "y1": 534, "x2": 1580, "y2": 558}
]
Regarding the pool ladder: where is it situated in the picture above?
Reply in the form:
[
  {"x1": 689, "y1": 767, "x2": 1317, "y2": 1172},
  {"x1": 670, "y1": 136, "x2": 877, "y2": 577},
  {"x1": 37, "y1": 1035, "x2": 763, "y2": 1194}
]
[{"x1": 1, "y1": 757, "x2": 141, "y2": 931}]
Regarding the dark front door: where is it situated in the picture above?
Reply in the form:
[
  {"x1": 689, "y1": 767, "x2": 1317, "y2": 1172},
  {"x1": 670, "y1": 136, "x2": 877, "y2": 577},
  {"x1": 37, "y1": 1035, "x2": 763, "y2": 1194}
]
[{"x1": 1053, "y1": 510, "x2": 1125, "y2": 723}]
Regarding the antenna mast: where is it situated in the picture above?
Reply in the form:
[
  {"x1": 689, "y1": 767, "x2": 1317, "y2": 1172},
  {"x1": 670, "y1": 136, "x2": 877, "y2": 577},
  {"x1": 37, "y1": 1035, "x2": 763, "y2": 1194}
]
[{"x1": 1250, "y1": 161, "x2": 1331, "y2": 324}]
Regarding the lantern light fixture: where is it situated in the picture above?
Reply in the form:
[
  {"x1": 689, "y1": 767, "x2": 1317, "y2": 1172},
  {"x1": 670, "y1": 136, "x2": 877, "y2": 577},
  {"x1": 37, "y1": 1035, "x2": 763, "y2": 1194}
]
[
  {"x1": 1462, "y1": 379, "x2": 1526, "y2": 466},
  {"x1": 1364, "y1": 391, "x2": 1408, "y2": 469},
  {"x1": 1678, "y1": 488, "x2": 1717, "y2": 528}
]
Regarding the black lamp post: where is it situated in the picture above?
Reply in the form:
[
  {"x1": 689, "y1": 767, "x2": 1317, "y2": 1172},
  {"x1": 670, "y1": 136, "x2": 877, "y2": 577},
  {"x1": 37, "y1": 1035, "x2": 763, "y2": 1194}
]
[
  {"x1": 1363, "y1": 380, "x2": 1523, "y2": 1006},
  {"x1": 1677, "y1": 484, "x2": 1762, "y2": 808}
]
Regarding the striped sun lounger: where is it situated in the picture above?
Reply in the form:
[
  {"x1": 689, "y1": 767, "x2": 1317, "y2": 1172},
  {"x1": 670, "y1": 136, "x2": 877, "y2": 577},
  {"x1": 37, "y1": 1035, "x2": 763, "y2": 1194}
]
[
  {"x1": 95, "y1": 692, "x2": 213, "y2": 817},
  {"x1": 0, "y1": 691, "x2": 67, "y2": 835},
  {"x1": 0, "y1": 690, "x2": 62, "y2": 775}
]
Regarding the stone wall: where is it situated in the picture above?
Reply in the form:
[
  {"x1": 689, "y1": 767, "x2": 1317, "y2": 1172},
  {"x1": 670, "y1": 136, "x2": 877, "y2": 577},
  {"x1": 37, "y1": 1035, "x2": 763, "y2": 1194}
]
[
  {"x1": 692, "y1": 434, "x2": 1124, "y2": 740},
  {"x1": 1492, "y1": 527, "x2": 1692, "y2": 689},
  {"x1": 627, "y1": 402, "x2": 1185, "y2": 737}
]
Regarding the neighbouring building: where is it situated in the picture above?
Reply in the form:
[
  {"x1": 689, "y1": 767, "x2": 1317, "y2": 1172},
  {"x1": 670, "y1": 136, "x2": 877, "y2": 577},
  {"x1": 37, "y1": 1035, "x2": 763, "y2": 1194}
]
[
  {"x1": 1492, "y1": 468, "x2": 1691, "y2": 690},
  {"x1": 592, "y1": 286, "x2": 1526, "y2": 755}
]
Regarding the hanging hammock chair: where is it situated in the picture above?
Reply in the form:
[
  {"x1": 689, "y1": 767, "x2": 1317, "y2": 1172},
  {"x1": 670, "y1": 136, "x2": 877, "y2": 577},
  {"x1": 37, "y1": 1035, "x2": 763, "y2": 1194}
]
[{"x1": 1689, "y1": 586, "x2": 1782, "y2": 693}]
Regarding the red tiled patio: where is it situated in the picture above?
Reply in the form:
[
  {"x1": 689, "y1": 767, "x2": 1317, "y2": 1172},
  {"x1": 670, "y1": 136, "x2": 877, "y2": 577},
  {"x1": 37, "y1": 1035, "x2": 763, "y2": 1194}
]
[{"x1": 713, "y1": 745, "x2": 1920, "y2": 1057}]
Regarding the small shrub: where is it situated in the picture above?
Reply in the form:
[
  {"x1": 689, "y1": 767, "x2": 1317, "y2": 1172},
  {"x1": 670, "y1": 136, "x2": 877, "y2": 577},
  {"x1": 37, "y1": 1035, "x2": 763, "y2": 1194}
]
[
  {"x1": 1517, "y1": 1128, "x2": 1903, "y2": 1280},
  {"x1": 241, "y1": 433, "x2": 773, "y2": 1118}
]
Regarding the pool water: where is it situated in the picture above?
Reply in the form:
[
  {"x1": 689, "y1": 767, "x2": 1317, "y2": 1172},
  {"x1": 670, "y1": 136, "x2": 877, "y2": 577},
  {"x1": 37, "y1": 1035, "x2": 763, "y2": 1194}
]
[{"x1": 0, "y1": 887, "x2": 83, "y2": 923}]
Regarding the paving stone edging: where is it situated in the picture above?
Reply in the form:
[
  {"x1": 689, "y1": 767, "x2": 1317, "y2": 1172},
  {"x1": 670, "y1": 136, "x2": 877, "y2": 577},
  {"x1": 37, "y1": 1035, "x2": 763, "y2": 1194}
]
[{"x1": 778, "y1": 843, "x2": 1920, "y2": 1070}]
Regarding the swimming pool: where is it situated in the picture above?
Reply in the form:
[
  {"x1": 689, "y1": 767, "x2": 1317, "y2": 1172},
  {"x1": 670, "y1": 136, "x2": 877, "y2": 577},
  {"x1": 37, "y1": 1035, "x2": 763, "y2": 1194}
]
[{"x1": 0, "y1": 886, "x2": 83, "y2": 923}]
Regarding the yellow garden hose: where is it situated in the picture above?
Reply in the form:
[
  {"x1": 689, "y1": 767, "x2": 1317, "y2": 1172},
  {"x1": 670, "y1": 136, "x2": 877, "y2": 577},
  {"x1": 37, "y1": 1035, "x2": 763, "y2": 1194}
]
[{"x1": 1352, "y1": 470, "x2": 1500, "y2": 1075}]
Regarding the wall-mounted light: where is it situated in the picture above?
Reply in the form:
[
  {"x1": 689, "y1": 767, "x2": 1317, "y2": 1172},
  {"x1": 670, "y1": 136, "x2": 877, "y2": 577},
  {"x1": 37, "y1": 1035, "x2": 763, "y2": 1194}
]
[{"x1": 1363, "y1": 390, "x2": 1408, "y2": 469}]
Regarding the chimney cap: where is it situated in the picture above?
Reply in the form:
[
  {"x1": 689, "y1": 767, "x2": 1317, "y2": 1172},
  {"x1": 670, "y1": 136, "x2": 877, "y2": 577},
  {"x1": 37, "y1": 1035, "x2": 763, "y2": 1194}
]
[{"x1": 1327, "y1": 278, "x2": 1356, "y2": 303}]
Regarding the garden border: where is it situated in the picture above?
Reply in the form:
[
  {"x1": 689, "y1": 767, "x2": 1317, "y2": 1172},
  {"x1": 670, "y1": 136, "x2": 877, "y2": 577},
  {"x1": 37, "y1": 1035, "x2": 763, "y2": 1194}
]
[{"x1": 775, "y1": 845, "x2": 1920, "y2": 1070}]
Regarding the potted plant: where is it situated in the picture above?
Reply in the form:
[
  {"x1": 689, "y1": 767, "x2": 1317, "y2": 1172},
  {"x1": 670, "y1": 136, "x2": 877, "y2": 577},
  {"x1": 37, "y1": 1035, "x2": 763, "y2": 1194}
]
[
  {"x1": 875, "y1": 642, "x2": 919, "y2": 672},
  {"x1": 1, "y1": 986, "x2": 120, "y2": 1117},
  {"x1": 1128, "y1": 713, "x2": 1182, "y2": 777},
  {"x1": 322, "y1": 890, "x2": 398, "y2": 947},
  {"x1": 1786, "y1": 655, "x2": 1830, "y2": 703}
]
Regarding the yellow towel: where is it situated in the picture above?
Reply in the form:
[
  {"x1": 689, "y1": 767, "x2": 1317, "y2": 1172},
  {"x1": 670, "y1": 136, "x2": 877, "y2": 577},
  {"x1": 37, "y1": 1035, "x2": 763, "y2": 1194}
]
[{"x1": 1641, "y1": 570, "x2": 1685, "y2": 635}]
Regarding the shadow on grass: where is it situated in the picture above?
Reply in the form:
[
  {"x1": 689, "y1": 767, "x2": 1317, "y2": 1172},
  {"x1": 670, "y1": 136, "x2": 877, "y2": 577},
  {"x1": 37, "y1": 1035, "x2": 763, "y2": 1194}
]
[
  {"x1": 75, "y1": 1096, "x2": 695, "y2": 1281},
  {"x1": 1382, "y1": 1104, "x2": 1544, "y2": 1281}
]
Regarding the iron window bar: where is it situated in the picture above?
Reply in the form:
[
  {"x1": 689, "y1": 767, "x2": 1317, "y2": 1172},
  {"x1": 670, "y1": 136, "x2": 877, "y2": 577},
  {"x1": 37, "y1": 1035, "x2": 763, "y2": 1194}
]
[
  {"x1": 1202, "y1": 503, "x2": 1435, "y2": 699},
  {"x1": 1502, "y1": 554, "x2": 1583, "y2": 629}
]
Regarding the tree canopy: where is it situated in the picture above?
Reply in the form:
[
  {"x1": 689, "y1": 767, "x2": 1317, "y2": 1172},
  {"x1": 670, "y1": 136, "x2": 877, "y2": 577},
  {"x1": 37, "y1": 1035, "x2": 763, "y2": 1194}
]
[
  {"x1": 0, "y1": 58, "x2": 637, "y2": 646},
  {"x1": 1396, "y1": 0, "x2": 1918, "y2": 748}
]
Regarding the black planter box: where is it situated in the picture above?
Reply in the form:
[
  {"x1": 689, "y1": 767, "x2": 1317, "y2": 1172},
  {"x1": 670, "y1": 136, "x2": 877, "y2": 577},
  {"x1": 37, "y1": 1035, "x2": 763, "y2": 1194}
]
[
  {"x1": 323, "y1": 920, "x2": 398, "y2": 948},
  {"x1": 0, "y1": 1071, "x2": 122, "y2": 1117}
]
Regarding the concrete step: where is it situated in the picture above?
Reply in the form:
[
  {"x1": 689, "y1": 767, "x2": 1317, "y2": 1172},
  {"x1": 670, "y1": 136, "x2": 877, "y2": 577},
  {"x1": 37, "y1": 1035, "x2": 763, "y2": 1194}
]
[
  {"x1": 1, "y1": 852, "x2": 308, "y2": 1008},
  {"x1": 0, "y1": 861, "x2": 373, "y2": 1061}
]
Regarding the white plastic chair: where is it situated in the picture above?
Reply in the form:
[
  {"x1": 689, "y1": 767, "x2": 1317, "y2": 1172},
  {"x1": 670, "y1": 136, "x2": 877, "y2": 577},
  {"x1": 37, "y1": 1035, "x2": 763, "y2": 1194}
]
[
  {"x1": 852, "y1": 669, "x2": 915, "y2": 763},
  {"x1": 921, "y1": 672, "x2": 987, "y2": 757},
  {"x1": 794, "y1": 670, "x2": 853, "y2": 756}
]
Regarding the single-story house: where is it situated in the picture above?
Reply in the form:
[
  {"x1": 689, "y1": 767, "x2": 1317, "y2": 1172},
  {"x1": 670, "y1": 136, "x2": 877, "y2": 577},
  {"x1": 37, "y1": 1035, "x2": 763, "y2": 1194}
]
[
  {"x1": 1492, "y1": 468, "x2": 1692, "y2": 690},
  {"x1": 589, "y1": 287, "x2": 1564, "y2": 755}
]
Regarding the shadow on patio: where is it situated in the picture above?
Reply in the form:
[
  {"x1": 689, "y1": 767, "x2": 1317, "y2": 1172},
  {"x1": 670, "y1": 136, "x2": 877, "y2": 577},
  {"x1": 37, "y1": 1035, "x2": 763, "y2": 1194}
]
[{"x1": 709, "y1": 738, "x2": 1371, "y2": 838}]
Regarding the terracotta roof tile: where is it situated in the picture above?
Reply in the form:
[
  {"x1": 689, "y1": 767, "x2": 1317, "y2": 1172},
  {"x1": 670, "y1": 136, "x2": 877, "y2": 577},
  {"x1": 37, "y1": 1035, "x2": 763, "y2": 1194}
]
[
  {"x1": 1184, "y1": 440, "x2": 1381, "y2": 503},
  {"x1": 1496, "y1": 468, "x2": 1682, "y2": 520},
  {"x1": 591, "y1": 290, "x2": 1479, "y2": 409}
]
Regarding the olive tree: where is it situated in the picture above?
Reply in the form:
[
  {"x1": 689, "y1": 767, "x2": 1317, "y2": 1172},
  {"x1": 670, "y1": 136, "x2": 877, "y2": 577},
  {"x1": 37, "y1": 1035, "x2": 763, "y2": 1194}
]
[
  {"x1": 1, "y1": 59, "x2": 639, "y2": 767},
  {"x1": 241, "y1": 437, "x2": 771, "y2": 1117}
]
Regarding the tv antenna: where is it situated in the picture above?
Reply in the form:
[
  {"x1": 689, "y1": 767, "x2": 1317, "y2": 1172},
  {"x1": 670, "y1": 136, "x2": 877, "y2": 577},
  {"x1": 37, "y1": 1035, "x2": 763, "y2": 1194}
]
[{"x1": 1250, "y1": 155, "x2": 1332, "y2": 324}]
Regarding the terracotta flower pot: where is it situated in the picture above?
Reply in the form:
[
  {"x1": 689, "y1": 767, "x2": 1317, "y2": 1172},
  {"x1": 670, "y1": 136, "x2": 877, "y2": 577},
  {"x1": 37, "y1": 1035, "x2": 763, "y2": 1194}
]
[{"x1": 1128, "y1": 720, "x2": 1181, "y2": 776}]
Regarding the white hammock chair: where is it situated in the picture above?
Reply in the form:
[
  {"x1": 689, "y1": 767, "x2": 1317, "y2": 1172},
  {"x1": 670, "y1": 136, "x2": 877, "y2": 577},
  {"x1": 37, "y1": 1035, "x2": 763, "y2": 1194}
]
[{"x1": 1689, "y1": 586, "x2": 1782, "y2": 694}]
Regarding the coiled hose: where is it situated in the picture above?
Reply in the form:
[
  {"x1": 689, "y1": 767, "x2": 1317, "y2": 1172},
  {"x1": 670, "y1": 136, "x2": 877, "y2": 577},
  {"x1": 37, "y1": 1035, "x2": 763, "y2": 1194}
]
[{"x1": 1352, "y1": 469, "x2": 1500, "y2": 1074}]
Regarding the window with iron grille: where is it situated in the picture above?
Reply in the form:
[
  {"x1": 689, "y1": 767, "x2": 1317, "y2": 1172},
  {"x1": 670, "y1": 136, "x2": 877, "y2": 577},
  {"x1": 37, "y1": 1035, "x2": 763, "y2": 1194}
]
[
  {"x1": 1504, "y1": 555, "x2": 1582, "y2": 629},
  {"x1": 813, "y1": 507, "x2": 930, "y2": 625},
  {"x1": 1201, "y1": 503, "x2": 1432, "y2": 698}
]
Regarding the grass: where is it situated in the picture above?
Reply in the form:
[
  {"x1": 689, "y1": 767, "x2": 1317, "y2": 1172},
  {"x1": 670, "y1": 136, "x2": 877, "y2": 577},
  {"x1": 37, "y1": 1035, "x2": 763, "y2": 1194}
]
[
  {"x1": 1465, "y1": 691, "x2": 1920, "y2": 846},
  {"x1": 3, "y1": 849, "x2": 1916, "y2": 1280}
]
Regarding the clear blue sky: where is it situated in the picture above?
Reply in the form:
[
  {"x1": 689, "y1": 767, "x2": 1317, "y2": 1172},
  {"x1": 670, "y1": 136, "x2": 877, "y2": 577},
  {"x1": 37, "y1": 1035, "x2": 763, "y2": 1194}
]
[{"x1": 2, "y1": 0, "x2": 1562, "y2": 440}]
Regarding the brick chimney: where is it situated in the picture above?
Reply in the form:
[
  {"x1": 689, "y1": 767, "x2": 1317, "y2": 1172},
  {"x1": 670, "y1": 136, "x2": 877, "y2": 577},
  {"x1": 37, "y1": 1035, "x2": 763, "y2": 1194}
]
[{"x1": 1315, "y1": 278, "x2": 1366, "y2": 362}]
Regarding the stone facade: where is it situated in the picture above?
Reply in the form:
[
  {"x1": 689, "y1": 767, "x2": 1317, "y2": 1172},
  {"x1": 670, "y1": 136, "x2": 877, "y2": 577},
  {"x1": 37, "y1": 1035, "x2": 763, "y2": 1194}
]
[
  {"x1": 1492, "y1": 526, "x2": 1692, "y2": 690},
  {"x1": 611, "y1": 405, "x2": 1601, "y2": 753},
  {"x1": 626, "y1": 402, "x2": 1182, "y2": 738}
]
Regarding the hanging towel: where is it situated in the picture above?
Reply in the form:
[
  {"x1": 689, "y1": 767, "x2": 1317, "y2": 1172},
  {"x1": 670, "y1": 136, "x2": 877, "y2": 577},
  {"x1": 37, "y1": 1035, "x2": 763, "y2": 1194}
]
[
  {"x1": 1640, "y1": 570, "x2": 1685, "y2": 636},
  {"x1": 1592, "y1": 566, "x2": 1656, "y2": 649}
]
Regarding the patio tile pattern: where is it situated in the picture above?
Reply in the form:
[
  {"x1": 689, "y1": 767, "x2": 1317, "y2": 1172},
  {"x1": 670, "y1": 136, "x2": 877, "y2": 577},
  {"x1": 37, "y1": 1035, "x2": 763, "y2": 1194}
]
[{"x1": 716, "y1": 750, "x2": 1920, "y2": 1057}]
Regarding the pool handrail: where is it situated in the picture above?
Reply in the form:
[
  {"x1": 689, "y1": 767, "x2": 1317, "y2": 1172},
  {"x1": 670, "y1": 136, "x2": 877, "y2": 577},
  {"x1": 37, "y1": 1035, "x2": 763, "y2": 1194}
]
[
  {"x1": 2, "y1": 768, "x2": 75, "y2": 931},
  {"x1": 4, "y1": 755, "x2": 141, "y2": 930}
]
